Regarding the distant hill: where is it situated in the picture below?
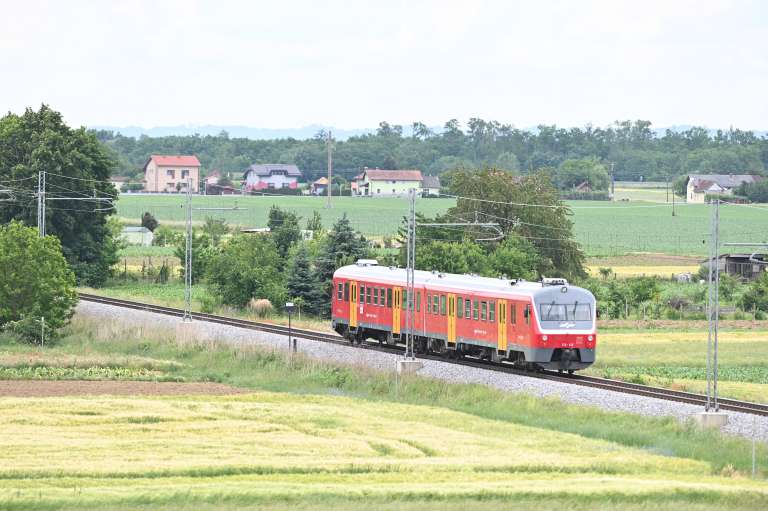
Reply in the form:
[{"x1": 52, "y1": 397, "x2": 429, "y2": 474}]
[{"x1": 90, "y1": 124, "x2": 377, "y2": 140}]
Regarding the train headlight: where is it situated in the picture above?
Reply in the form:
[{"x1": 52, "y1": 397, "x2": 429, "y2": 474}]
[
  {"x1": 541, "y1": 335, "x2": 548, "y2": 342},
  {"x1": 588, "y1": 335, "x2": 593, "y2": 341}
]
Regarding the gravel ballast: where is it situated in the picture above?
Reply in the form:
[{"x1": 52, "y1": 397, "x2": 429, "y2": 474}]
[{"x1": 76, "y1": 301, "x2": 768, "y2": 442}]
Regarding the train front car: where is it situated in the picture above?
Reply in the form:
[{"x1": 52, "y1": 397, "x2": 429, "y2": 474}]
[{"x1": 527, "y1": 278, "x2": 596, "y2": 373}]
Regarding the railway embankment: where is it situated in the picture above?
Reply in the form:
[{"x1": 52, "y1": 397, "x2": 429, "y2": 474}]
[{"x1": 76, "y1": 300, "x2": 768, "y2": 442}]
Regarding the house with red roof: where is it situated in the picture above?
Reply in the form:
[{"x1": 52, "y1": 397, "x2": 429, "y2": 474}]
[
  {"x1": 243, "y1": 164, "x2": 302, "y2": 192},
  {"x1": 143, "y1": 155, "x2": 202, "y2": 193}
]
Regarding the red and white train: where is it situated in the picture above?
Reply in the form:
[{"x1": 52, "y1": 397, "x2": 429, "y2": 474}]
[{"x1": 332, "y1": 260, "x2": 596, "y2": 372}]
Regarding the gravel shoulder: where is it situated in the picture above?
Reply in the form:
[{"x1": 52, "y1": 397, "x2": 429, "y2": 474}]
[{"x1": 76, "y1": 301, "x2": 768, "y2": 442}]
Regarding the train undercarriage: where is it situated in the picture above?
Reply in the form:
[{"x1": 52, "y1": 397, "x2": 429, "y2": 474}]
[{"x1": 333, "y1": 322, "x2": 592, "y2": 373}]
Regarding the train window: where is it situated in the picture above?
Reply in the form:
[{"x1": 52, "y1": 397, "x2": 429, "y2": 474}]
[
  {"x1": 337, "y1": 283, "x2": 343, "y2": 301},
  {"x1": 344, "y1": 282, "x2": 349, "y2": 302},
  {"x1": 374, "y1": 287, "x2": 380, "y2": 306},
  {"x1": 402, "y1": 290, "x2": 407, "y2": 308},
  {"x1": 510, "y1": 303, "x2": 517, "y2": 324},
  {"x1": 433, "y1": 295, "x2": 439, "y2": 314},
  {"x1": 457, "y1": 297, "x2": 463, "y2": 318},
  {"x1": 440, "y1": 295, "x2": 446, "y2": 315},
  {"x1": 489, "y1": 301, "x2": 495, "y2": 322},
  {"x1": 359, "y1": 285, "x2": 365, "y2": 303},
  {"x1": 465, "y1": 299, "x2": 471, "y2": 319},
  {"x1": 387, "y1": 288, "x2": 392, "y2": 308},
  {"x1": 416, "y1": 292, "x2": 421, "y2": 312},
  {"x1": 367, "y1": 286, "x2": 372, "y2": 304},
  {"x1": 473, "y1": 300, "x2": 479, "y2": 320},
  {"x1": 570, "y1": 304, "x2": 591, "y2": 321},
  {"x1": 480, "y1": 301, "x2": 487, "y2": 321},
  {"x1": 426, "y1": 294, "x2": 431, "y2": 313},
  {"x1": 524, "y1": 304, "x2": 530, "y2": 325}
]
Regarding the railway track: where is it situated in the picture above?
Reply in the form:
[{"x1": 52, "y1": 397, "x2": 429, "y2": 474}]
[{"x1": 79, "y1": 292, "x2": 768, "y2": 417}]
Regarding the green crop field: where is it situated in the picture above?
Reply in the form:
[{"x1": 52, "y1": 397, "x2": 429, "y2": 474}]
[
  {"x1": 0, "y1": 315, "x2": 766, "y2": 510},
  {"x1": 116, "y1": 194, "x2": 768, "y2": 256}
]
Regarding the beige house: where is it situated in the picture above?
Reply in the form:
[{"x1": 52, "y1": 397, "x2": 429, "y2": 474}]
[
  {"x1": 685, "y1": 174, "x2": 760, "y2": 203},
  {"x1": 143, "y1": 155, "x2": 201, "y2": 193}
]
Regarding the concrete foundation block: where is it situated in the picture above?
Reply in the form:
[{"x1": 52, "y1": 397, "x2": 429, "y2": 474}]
[
  {"x1": 397, "y1": 359, "x2": 423, "y2": 374},
  {"x1": 692, "y1": 411, "x2": 729, "y2": 429}
]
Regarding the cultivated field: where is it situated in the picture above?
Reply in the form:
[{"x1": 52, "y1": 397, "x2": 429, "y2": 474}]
[
  {"x1": 116, "y1": 194, "x2": 768, "y2": 257},
  {"x1": 0, "y1": 316, "x2": 766, "y2": 510},
  {"x1": 588, "y1": 328, "x2": 768, "y2": 403}
]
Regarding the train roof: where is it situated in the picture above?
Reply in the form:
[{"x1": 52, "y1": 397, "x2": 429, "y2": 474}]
[{"x1": 334, "y1": 261, "x2": 589, "y2": 300}]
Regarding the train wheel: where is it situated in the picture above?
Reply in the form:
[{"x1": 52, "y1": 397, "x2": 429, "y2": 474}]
[{"x1": 568, "y1": 369, "x2": 575, "y2": 375}]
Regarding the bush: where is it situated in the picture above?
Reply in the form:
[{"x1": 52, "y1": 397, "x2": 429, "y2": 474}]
[
  {"x1": 153, "y1": 226, "x2": 184, "y2": 247},
  {"x1": 248, "y1": 298, "x2": 273, "y2": 318},
  {"x1": 0, "y1": 221, "x2": 77, "y2": 343},
  {"x1": 141, "y1": 212, "x2": 158, "y2": 232}
]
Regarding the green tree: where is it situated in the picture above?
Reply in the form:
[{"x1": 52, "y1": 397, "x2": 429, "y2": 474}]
[
  {"x1": 740, "y1": 272, "x2": 768, "y2": 312},
  {"x1": 316, "y1": 214, "x2": 368, "y2": 315},
  {"x1": 202, "y1": 217, "x2": 229, "y2": 246},
  {"x1": 736, "y1": 180, "x2": 768, "y2": 203},
  {"x1": 487, "y1": 235, "x2": 540, "y2": 280},
  {"x1": 0, "y1": 221, "x2": 77, "y2": 341},
  {"x1": 448, "y1": 168, "x2": 586, "y2": 279},
  {"x1": 286, "y1": 244, "x2": 324, "y2": 315},
  {"x1": 557, "y1": 158, "x2": 609, "y2": 190},
  {"x1": 267, "y1": 205, "x2": 302, "y2": 256},
  {"x1": 0, "y1": 105, "x2": 119, "y2": 286},
  {"x1": 141, "y1": 212, "x2": 158, "y2": 232},
  {"x1": 206, "y1": 235, "x2": 284, "y2": 307},
  {"x1": 174, "y1": 231, "x2": 217, "y2": 284},
  {"x1": 306, "y1": 210, "x2": 324, "y2": 233}
]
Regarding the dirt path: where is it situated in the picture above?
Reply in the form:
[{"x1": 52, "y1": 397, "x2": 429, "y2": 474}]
[{"x1": 0, "y1": 380, "x2": 245, "y2": 397}]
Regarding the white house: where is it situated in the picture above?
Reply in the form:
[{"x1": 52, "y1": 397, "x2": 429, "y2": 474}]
[
  {"x1": 354, "y1": 169, "x2": 423, "y2": 197},
  {"x1": 243, "y1": 164, "x2": 302, "y2": 192},
  {"x1": 685, "y1": 174, "x2": 761, "y2": 203}
]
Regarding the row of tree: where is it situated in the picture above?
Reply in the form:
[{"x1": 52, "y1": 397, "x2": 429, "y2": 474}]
[{"x1": 94, "y1": 119, "x2": 767, "y2": 183}]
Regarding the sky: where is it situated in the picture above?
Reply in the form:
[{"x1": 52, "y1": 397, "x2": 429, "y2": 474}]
[{"x1": 1, "y1": 0, "x2": 767, "y2": 131}]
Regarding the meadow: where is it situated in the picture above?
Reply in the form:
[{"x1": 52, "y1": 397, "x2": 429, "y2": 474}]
[
  {"x1": 0, "y1": 315, "x2": 766, "y2": 510},
  {"x1": 116, "y1": 193, "x2": 768, "y2": 257}
]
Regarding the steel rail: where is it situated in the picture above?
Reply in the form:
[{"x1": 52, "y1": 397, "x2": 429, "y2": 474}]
[{"x1": 79, "y1": 293, "x2": 768, "y2": 417}]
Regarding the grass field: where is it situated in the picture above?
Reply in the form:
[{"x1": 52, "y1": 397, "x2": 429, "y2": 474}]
[
  {"x1": 115, "y1": 194, "x2": 768, "y2": 256},
  {"x1": 0, "y1": 316, "x2": 766, "y2": 509}
]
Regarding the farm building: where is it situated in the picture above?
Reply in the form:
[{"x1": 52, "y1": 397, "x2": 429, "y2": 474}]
[
  {"x1": 701, "y1": 253, "x2": 768, "y2": 281},
  {"x1": 311, "y1": 177, "x2": 329, "y2": 195},
  {"x1": 110, "y1": 176, "x2": 129, "y2": 192},
  {"x1": 685, "y1": 174, "x2": 760, "y2": 203},
  {"x1": 121, "y1": 226, "x2": 154, "y2": 246},
  {"x1": 243, "y1": 164, "x2": 302, "y2": 192},
  {"x1": 421, "y1": 175, "x2": 441, "y2": 197},
  {"x1": 143, "y1": 155, "x2": 201, "y2": 193}
]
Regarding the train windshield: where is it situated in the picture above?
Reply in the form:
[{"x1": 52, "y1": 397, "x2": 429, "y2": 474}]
[{"x1": 539, "y1": 303, "x2": 592, "y2": 322}]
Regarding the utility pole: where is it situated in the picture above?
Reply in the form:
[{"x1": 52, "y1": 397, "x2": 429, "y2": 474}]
[
  {"x1": 610, "y1": 162, "x2": 615, "y2": 200},
  {"x1": 37, "y1": 171, "x2": 46, "y2": 237},
  {"x1": 326, "y1": 130, "x2": 333, "y2": 209},
  {"x1": 182, "y1": 183, "x2": 246, "y2": 323},
  {"x1": 705, "y1": 198, "x2": 720, "y2": 411},
  {"x1": 405, "y1": 188, "x2": 416, "y2": 360},
  {"x1": 666, "y1": 175, "x2": 669, "y2": 203},
  {"x1": 184, "y1": 177, "x2": 193, "y2": 322}
]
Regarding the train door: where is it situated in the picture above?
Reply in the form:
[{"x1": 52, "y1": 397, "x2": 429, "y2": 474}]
[
  {"x1": 349, "y1": 282, "x2": 358, "y2": 328},
  {"x1": 497, "y1": 299, "x2": 508, "y2": 352},
  {"x1": 447, "y1": 294, "x2": 457, "y2": 344},
  {"x1": 393, "y1": 287, "x2": 402, "y2": 335}
]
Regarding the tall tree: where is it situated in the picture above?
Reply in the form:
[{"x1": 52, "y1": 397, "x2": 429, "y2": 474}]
[
  {"x1": 0, "y1": 221, "x2": 78, "y2": 341},
  {"x1": 448, "y1": 168, "x2": 586, "y2": 279},
  {"x1": 0, "y1": 105, "x2": 118, "y2": 286},
  {"x1": 286, "y1": 244, "x2": 324, "y2": 315}
]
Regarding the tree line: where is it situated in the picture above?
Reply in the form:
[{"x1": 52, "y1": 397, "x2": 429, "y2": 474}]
[{"x1": 94, "y1": 119, "x2": 767, "y2": 184}]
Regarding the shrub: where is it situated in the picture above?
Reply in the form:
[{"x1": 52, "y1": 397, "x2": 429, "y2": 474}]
[
  {"x1": 248, "y1": 298, "x2": 273, "y2": 318},
  {"x1": 0, "y1": 221, "x2": 77, "y2": 343},
  {"x1": 141, "y1": 212, "x2": 159, "y2": 232}
]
